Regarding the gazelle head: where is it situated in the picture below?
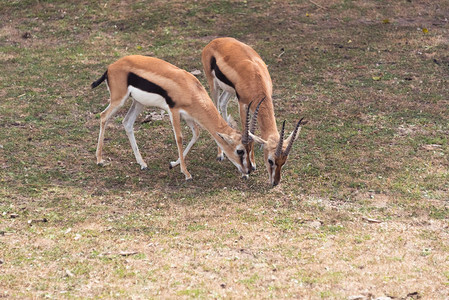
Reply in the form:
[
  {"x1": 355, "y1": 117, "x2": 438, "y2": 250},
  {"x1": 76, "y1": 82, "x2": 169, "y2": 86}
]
[
  {"x1": 217, "y1": 102, "x2": 263, "y2": 178},
  {"x1": 250, "y1": 116, "x2": 304, "y2": 187}
]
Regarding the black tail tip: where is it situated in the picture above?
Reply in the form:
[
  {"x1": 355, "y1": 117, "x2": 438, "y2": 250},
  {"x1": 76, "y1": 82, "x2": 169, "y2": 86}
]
[{"x1": 91, "y1": 71, "x2": 107, "y2": 89}]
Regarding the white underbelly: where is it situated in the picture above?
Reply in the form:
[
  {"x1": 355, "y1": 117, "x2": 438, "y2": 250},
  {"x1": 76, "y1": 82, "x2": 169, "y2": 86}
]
[
  {"x1": 212, "y1": 70, "x2": 235, "y2": 94},
  {"x1": 128, "y1": 86, "x2": 170, "y2": 111}
]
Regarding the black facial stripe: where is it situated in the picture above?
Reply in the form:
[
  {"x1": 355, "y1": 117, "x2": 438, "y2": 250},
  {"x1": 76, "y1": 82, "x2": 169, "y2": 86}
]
[
  {"x1": 210, "y1": 56, "x2": 235, "y2": 89},
  {"x1": 127, "y1": 72, "x2": 175, "y2": 108}
]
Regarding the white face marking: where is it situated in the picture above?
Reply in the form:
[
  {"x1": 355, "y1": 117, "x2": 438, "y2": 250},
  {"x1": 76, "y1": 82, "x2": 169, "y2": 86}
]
[{"x1": 128, "y1": 86, "x2": 170, "y2": 111}]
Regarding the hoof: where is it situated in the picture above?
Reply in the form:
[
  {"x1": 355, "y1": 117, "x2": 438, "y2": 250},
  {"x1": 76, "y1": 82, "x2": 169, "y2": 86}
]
[
  {"x1": 140, "y1": 165, "x2": 148, "y2": 170},
  {"x1": 97, "y1": 160, "x2": 105, "y2": 167},
  {"x1": 169, "y1": 163, "x2": 173, "y2": 169},
  {"x1": 185, "y1": 176, "x2": 193, "y2": 181},
  {"x1": 242, "y1": 174, "x2": 249, "y2": 180},
  {"x1": 216, "y1": 155, "x2": 224, "y2": 162}
]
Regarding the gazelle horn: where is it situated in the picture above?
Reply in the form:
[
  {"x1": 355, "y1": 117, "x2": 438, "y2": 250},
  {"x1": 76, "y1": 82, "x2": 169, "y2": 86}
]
[
  {"x1": 283, "y1": 118, "x2": 304, "y2": 156},
  {"x1": 249, "y1": 96, "x2": 266, "y2": 135},
  {"x1": 275, "y1": 120, "x2": 286, "y2": 157},
  {"x1": 242, "y1": 101, "x2": 253, "y2": 145}
]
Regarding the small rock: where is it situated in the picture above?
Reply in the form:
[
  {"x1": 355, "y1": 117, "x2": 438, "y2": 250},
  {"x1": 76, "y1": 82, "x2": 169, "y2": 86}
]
[
  {"x1": 375, "y1": 297, "x2": 392, "y2": 300},
  {"x1": 10, "y1": 213, "x2": 19, "y2": 218},
  {"x1": 220, "y1": 283, "x2": 226, "y2": 288},
  {"x1": 0, "y1": 259, "x2": 4, "y2": 264}
]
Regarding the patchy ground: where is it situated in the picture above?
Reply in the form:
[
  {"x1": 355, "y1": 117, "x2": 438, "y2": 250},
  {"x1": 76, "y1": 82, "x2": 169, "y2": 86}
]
[{"x1": 1, "y1": 0, "x2": 448, "y2": 298}]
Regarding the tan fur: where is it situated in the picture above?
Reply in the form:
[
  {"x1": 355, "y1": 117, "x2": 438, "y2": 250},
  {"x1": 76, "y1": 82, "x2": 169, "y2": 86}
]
[
  {"x1": 94, "y1": 55, "x2": 251, "y2": 180},
  {"x1": 202, "y1": 38, "x2": 302, "y2": 186}
]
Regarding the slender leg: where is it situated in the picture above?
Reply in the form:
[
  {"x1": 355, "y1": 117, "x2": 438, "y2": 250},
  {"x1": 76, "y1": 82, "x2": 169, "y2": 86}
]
[
  {"x1": 96, "y1": 95, "x2": 128, "y2": 165},
  {"x1": 122, "y1": 100, "x2": 147, "y2": 170},
  {"x1": 239, "y1": 103, "x2": 256, "y2": 171},
  {"x1": 216, "y1": 90, "x2": 233, "y2": 161},
  {"x1": 169, "y1": 119, "x2": 200, "y2": 168},
  {"x1": 218, "y1": 91, "x2": 233, "y2": 123},
  {"x1": 211, "y1": 80, "x2": 219, "y2": 106},
  {"x1": 169, "y1": 110, "x2": 192, "y2": 180}
]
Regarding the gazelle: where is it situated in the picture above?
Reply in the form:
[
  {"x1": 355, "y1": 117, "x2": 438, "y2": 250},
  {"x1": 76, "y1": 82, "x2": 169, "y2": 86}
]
[
  {"x1": 91, "y1": 55, "x2": 261, "y2": 180},
  {"x1": 202, "y1": 37, "x2": 304, "y2": 186}
]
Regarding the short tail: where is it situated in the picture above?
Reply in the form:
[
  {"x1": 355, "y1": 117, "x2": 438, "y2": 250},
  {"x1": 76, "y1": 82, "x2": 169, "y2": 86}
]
[{"x1": 91, "y1": 71, "x2": 108, "y2": 89}]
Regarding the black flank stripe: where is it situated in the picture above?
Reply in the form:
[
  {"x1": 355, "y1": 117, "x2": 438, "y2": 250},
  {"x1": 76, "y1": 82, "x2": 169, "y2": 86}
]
[
  {"x1": 127, "y1": 72, "x2": 175, "y2": 108},
  {"x1": 210, "y1": 56, "x2": 235, "y2": 89}
]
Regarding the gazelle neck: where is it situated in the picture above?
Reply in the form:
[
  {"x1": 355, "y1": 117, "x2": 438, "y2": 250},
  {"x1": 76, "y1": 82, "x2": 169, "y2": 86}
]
[
  {"x1": 187, "y1": 94, "x2": 235, "y2": 144},
  {"x1": 256, "y1": 95, "x2": 279, "y2": 140}
]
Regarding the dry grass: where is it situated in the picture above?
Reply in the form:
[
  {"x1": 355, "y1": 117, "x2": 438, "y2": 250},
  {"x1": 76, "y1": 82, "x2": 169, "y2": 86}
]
[{"x1": 1, "y1": 0, "x2": 448, "y2": 299}]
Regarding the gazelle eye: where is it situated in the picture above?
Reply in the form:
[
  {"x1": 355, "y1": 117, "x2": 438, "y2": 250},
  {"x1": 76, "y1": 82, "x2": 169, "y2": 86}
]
[
  {"x1": 237, "y1": 149, "x2": 244, "y2": 156},
  {"x1": 268, "y1": 159, "x2": 274, "y2": 166}
]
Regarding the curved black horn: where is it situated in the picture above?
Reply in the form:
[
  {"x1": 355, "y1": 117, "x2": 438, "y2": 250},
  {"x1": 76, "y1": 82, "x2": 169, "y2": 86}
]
[
  {"x1": 283, "y1": 118, "x2": 304, "y2": 156},
  {"x1": 250, "y1": 96, "x2": 266, "y2": 135},
  {"x1": 242, "y1": 101, "x2": 253, "y2": 145},
  {"x1": 275, "y1": 120, "x2": 286, "y2": 157}
]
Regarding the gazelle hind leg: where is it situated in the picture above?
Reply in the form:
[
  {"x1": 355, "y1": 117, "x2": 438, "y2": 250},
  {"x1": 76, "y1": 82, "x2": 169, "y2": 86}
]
[
  {"x1": 218, "y1": 91, "x2": 232, "y2": 124},
  {"x1": 96, "y1": 94, "x2": 128, "y2": 165},
  {"x1": 170, "y1": 119, "x2": 200, "y2": 168},
  {"x1": 122, "y1": 100, "x2": 147, "y2": 170},
  {"x1": 168, "y1": 110, "x2": 192, "y2": 180},
  {"x1": 211, "y1": 80, "x2": 219, "y2": 106}
]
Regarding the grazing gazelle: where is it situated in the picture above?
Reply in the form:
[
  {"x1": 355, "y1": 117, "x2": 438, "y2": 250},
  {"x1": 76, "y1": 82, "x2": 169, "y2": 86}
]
[
  {"x1": 91, "y1": 55, "x2": 261, "y2": 180},
  {"x1": 202, "y1": 37, "x2": 305, "y2": 186}
]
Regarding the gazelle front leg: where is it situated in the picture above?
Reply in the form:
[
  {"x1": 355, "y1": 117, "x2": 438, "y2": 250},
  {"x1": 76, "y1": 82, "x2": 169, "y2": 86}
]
[
  {"x1": 216, "y1": 90, "x2": 233, "y2": 161},
  {"x1": 169, "y1": 118, "x2": 200, "y2": 169},
  {"x1": 122, "y1": 100, "x2": 147, "y2": 170},
  {"x1": 239, "y1": 103, "x2": 256, "y2": 171},
  {"x1": 96, "y1": 96, "x2": 127, "y2": 166},
  {"x1": 169, "y1": 110, "x2": 192, "y2": 180}
]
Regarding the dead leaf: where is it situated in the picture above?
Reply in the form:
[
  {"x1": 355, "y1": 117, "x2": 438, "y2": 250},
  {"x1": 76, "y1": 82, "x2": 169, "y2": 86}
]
[
  {"x1": 405, "y1": 291, "x2": 421, "y2": 299},
  {"x1": 362, "y1": 216, "x2": 382, "y2": 223},
  {"x1": 28, "y1": 218, "x2": 48, "y2": 225},
  {"x1": 65, "y1": 269, "x2": 74, "y2": 277},
  {"x1": 422, "y1": 144, "x2": 441, "y2": 151},
  {"x1": 372, "y1": 76, "x2": 382, "y2": 81},
  {"x1": 348, "y1": 295, "x2": 367, "y2": 300},
  {"x1": 422, "y1": 27, "x2": 428, "y2": 34},
  {"x1": 119, "y1": 251, "x2": 139, "y2": 256}
]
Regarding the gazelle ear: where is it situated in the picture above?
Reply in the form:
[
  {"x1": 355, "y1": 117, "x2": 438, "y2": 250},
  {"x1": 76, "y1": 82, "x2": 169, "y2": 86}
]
[
  {"x1": 285, "y1": 126, "x2": 302, "y2": 144},
  {"x1": 217, "y1": 132, "x2": 235, "y2": 145},
  {"x1": 249, "y1": 132, "x2": 267, "y2": 145}
]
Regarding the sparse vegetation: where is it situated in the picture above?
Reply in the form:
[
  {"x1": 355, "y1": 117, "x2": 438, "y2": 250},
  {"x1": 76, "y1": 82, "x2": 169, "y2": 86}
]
[{"x1": 1, "y1": 0, "x2": 448, "y2": 298}]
